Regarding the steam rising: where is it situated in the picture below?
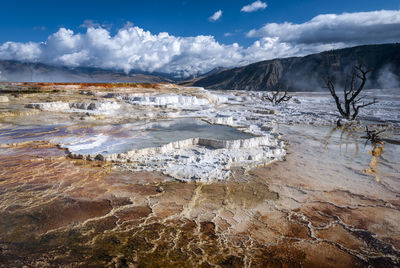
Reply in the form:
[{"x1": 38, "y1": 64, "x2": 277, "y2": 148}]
[{"x1": 377, "y1": 65, "x2": 400, "y2": 89}]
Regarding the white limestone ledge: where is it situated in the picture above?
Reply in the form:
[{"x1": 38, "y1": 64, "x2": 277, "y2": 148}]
[
  {"x1": 65, "y1": 134, "x2": 285, "y2": 182},
  {"x1": 66, "y1": 135, "x2": 279, "y2": 161},
  {"x1": 26, "y1": 101, "x2": 120, "y2": 114}
]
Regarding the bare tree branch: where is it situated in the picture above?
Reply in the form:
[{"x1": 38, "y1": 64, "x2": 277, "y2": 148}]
[
  {"x1": 351, "y1": 98, "x2": 377, "y2": 120},
  {"x1": 322, "y1": 62, "x2": 376, "y2": 120},
  {"x1": 361, "y1": 126, "x2": 385, "y2": 144},
  {"x1": 354, "y1": 95, "x2": 367, "y2": 103},
  {"x1": 348, "y1": 63, "x2": 370, "y2": 104},
  {"x1": 263, "y1": 88, "x2": 292, "y2": 105},
  {"x1": 321, "y1": 75, "x2": 347, "y2": 117}
]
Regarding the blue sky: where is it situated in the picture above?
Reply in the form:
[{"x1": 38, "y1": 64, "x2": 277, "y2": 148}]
[
  {"x1": 1, "y1": 0, "x2": 400, "y2": 76},
  {"x1": 2, "y1": 0, "x2": 399, "y2": 45}
]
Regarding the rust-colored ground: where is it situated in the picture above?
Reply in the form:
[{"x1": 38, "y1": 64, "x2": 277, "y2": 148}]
[
  {"x1": 0, "y1": 83, "x2": 399, "y2": 267},
  {"x1": 1, "y1": 139, "x2": 398, "y2": 267}
]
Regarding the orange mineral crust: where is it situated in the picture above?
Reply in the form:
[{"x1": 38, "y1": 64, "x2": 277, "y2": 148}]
[
  {"x1": 0, "y1": 140, "x2": 398, "y2": 267},
  {"x1": 0, "y1": 84, "x2": 399, "y2": 267}
]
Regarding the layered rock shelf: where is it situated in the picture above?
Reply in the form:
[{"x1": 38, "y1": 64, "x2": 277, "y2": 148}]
[{"x1": 64, "y1": 135, "x2": 285, "y2": 182}]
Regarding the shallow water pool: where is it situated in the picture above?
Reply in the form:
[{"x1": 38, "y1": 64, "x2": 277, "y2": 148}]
[
  {"x1": 60, "y1": 118, "x2": 254, "y2": 155},
  {"x1": 0, "y1": 118, "x2": 254, "y2": 155}
]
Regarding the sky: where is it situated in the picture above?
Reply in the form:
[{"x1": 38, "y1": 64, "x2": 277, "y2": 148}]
[{"x1": 1, "y1": 0, "x2": 400, "y2": 77}]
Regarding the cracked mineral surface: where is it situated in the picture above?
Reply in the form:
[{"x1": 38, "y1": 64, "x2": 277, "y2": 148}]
[{"x1": 0, "y1": 83, "x2": 399, "y2": 267}]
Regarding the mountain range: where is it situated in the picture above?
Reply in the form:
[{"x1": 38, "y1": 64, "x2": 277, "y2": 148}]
[
  {"x1": 1, "y1": 43, "x2": 399, "y2": 91},
  {"x1": 0, "y1": 61, "x2": 173, "y2": 83},
  {"x1": 186, "y1": 43, "x2": 400, "y2": 91}
]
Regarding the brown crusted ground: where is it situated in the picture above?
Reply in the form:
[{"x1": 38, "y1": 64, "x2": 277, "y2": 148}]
[
  {"x1": 1, "y1": 141, "x2": 398, "y2": 267},
  {"x1": 0, "y1": 87, "x2": 399, "y2": 267}
]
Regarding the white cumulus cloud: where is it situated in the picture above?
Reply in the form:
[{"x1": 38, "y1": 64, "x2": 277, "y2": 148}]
[
  {"x1": 0, "y1": 24, "x2": 300, "y2": 77},
  {"x1": 209, "y1": 10, "x2": 222, "y2": 22},
  {"x1": 0, "y1": 10, "x2": 399, "y2": 78},
  {"x1": 0, "y1": 41, "x2": 41, "y2": 62},
  {"x1": 247, "y1": 10, "x2": 400, "y2": 45},
  {"x1": 241, "y1": 1, "x2": 267, "y2": 13}
]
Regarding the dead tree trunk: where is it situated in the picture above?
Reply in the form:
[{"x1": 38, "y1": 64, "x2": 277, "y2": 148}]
[{"x1": 322, "y1": 63, "x2": 377, "y2": 120}]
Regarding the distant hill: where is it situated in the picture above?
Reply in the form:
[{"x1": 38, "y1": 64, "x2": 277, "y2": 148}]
[
  {"x1": 1, "y1": 43, "x2": 400, "y2": 90},
  {"x1": 179, "y1": 67, "x2": 230, "y2": 86},
  {"x1": 0, "y1": 61, "x2": 173, "y2": 83},
  {"x1": 185, "y1": 43, "x2": 400, "y2": 91}
]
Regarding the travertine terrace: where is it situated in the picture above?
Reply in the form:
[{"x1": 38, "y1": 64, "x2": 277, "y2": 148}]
[{"x1": 0, "y1": 82, "x2": 399, "y2": 267}]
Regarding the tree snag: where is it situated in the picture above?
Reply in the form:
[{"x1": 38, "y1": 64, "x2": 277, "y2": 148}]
[
  {"x1": 322, "y1": 63, "x2": 377, "y2": 120},
  {"x1": 361, "y1": 126, "x2": 385, "y2": 145},
  {"x1": 263, "y1": 88, "x2": 292, "y2": 105}
]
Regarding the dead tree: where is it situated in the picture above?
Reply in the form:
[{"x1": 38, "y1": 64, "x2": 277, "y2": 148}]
[
  {"x1": 361, "y1": 126, "x2": 385, "y2": 145},
  {"x1": 322, "y1": 63, "x2": 377, "y2": 120},
  {"x1": 263, "y1": 88, "x2": 291, "y2": 105}
]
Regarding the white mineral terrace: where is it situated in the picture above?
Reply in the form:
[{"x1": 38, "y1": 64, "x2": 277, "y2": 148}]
[
  {"x1": 26, "y1": 100, "x2": 121, "y2": 114},
  {"x1": 17, "y1": 86, "x2": 400, "y2": 181},
  {"x1": 1, "y1": 83, "x2": 400, "y2": 267},
  {"x1": 53, "y1": 114, "x2": 285, "y2": 182},
  {"x1": 65, "y1": 135, "x2": 284, "y2": 182}
]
